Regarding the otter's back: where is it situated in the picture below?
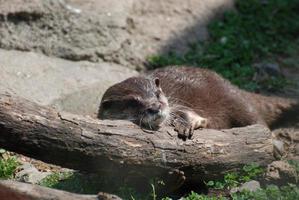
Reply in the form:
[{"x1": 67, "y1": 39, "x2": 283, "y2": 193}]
[
  {"x1": 148, "y1": 67, "x2": 259, "y2": 128},
  {"x1": 148, "y1": 66, "x2": 298, "y2": 129}
]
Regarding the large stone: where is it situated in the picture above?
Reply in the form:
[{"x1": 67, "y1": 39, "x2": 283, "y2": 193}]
[
  {"x1": 0, "y1": 0, "x2": 43, "y2": 15},
  {"x1": 230, "y1": 180, "x2": 261, "y2": 194},
  {"x1": 15, "y1": 163, "x2": 51, "y2": 184},
  {"x1": 239, "y1": 180, "x2": 261, "y2": 192},
  {"x1": 273, "y1": 128, "x2": 299, "y2": 161},
  {"x1": 0, "y1": 49, "x2": 137, "y2": 116},
  {"x1": 0, "y1": 0, "x2": 234, "y2": 69},
  {"x1": 0, "y1": 0, "x2": 131, "y2": 65},
  {"x1": 263, "y1": 161, "x2": 298, "y2": 186}
]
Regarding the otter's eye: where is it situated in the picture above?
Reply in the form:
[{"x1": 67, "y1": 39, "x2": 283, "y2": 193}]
[
  {"x1": 101, "y1": 98, "x2": 142, "y2": 110},
  {"x1": 126, "y1": 98, "x2": 143, "y2": 108},
  {"x1": 101, "y1": 100, "x2": 114, "y2": 110}
]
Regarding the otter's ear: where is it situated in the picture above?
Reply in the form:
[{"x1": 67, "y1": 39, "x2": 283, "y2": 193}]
[{"x1": 154, "y1": 78, "x2": 160, "y2": 88}]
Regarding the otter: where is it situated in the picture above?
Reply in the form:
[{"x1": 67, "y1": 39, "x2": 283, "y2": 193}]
[{"x1": 98, "y1": 66, "x2": 298, "y2": 139}]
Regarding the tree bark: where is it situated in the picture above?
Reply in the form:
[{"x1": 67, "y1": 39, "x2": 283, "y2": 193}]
[
  {"x1": 0, "y1": 93, "x2": 274, "y2": 185},
  {"x1": 0, "y1": 180, "x2": 122, "y2": 200}
]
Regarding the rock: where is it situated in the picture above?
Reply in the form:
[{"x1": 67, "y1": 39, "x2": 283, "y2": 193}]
[
  {"x1": 0, "y1": 0, "x2": 44, "y2": 15},
  {"x1": 239, "y1": 180, "x2": 261, "y2": 192},
  {"x1": 0, "y1": 0, "x2": 234, "y2": 68},
  {"x1": 272, "y1": 139, "x2": 285, "y2": 159},
  {"x1": 273, "y1": 128, "x2": 299, "y2": 161},
  {"x1": 0, "y1": 49, "x2": 137, "y2": 116},
  {"x1": 254, "y1": 62, "x2": 282, "y2": 77},
  {"x1": 253, "y1": 62, "x2": 283, "y2": 85},
  {"x1": 230, "y1": 187, "x2": 239, "y2": 194},
  {"x1": 230, "y1": 180, "x2": 261, "y2": 193},
  {"x1": 263, "y1": 160, "x2": 298, "y2": 186},
  {"x1": 0, "y1": 0, "x2": 132, "y2": 65},
  {"x1": 15, "y1": 163, "x2": 51, "y2": 184}
]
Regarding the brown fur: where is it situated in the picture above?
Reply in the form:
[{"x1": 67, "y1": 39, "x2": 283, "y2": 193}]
[{"x1": 99, "y1": 66, "x2": 298, "y2": 131}]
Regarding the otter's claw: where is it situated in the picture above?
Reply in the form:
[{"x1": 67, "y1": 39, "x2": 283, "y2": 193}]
[
  {"x1": 173, "y1": 111, "x2": 208, "y2": 140},
  {"x1": 174, "y1": 122, "x2": 196, "y2": 140}
]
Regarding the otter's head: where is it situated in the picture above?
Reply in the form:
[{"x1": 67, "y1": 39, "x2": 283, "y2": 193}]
[{"x1": 98, "y1": 76, "x2": 169, "y2": 129}]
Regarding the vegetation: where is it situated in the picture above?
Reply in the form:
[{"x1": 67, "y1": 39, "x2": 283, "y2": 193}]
[
  {"x1": 205, "y1": 163, "x2": 264, "y2": 190},
  {"x1": 162, "y1": 163, "x2": 299, "y2": 200},
  {"x1": 0, "y1": 149, "x2": 19, "y2": 179},
  {"x1": 38, "y1": 172, "x2": 112, "y2": 194},
  {"x1": 231, "y1": 184, "x2": 299, "y2": 200},
  {"x1": 288, "y1": 159, "x2": 299, "y2": 176},
  {"x1": 39, "y1": 171, "x2": 74, "y2": 189},
  {"x1": 36, "y1": 163, "x2": 296, "y2": 200},
  {"x1": 148, "y1": 0, "x2": 299, "y2": 91},
  {"x1": 173, "y1": 184, "x2": 299, "y2": 200}
]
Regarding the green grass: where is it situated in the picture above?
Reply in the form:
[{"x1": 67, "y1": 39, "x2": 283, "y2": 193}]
[
  {"x1": 180, "y1": 191, "x2": 227, "y2": 200},
  {"x1": 0, "y1": 149, "x2": 20, "y2": 179},
  {"x1": 231, "y1": 184, "x2": 299, "y2": 200},
  {"x1": 38, "y1": 171, "x2": 74, "y2": 188},
  {"x1": 39, "y1": 171, "x2": 147, "y2": 199},
  {"x1": 39, "y1": 171, "x2": 110, "y2": 194},
  {"x1": 148, "y1": 0, "x2": 299, "y2": 91},
  {"x1": 288, "y1": 160, "x2": 299, "y2": 173},
  {"x1": 206, "y1": 163, "x2": 264, "y2": 190},
  {"x1": 165, "y1": 184, "x2": 299, "y2": 200},
  {"x1": 162, "y1": 163, "x2": 299, "y2": 200},
  {"x1": 39, "y1": 172, "x2": 171, "y2": 200}
]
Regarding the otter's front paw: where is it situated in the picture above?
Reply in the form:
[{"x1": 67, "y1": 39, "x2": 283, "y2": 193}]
[{"x1": 173, "y1": 112, "x2": 208, "y2": 140}]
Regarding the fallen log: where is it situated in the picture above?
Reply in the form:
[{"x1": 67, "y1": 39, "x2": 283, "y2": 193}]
[
  {"x1": 0, "y1": 93, "x2": 274, "y2": 186},
  {"x1": 0, "y1": 180, "x2": 122, "y2": 200}
]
